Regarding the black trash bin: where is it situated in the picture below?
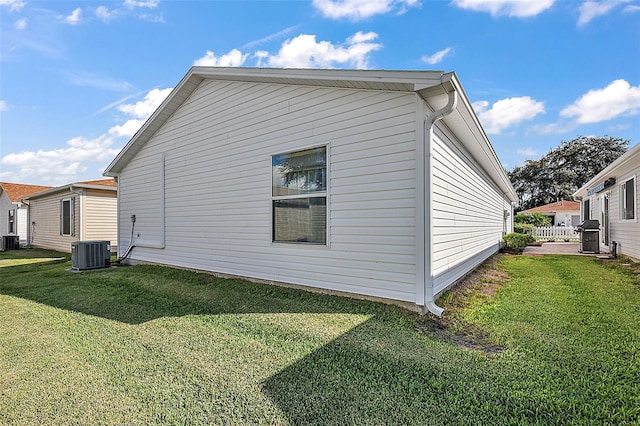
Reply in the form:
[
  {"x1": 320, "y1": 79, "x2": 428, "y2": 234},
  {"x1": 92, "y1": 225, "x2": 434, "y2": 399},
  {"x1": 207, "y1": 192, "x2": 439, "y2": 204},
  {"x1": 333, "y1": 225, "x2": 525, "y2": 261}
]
[{"x1": 576, "y1": 220, "x2": 600, "y2": 254}]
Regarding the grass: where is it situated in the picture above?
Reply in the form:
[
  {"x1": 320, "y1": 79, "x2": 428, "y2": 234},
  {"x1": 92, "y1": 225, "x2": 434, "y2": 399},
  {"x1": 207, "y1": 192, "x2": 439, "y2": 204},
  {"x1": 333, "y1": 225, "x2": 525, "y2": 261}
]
[{"x1": 0, "y1": 249, "x2": 639, "y2": 425}]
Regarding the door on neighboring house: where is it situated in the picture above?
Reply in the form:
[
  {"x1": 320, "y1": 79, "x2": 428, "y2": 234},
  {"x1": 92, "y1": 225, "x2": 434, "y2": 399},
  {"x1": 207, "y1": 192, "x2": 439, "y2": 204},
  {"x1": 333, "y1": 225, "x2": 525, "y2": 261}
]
[{"x1": 601, "y1": 194, "x2": 609, "y2": 246}]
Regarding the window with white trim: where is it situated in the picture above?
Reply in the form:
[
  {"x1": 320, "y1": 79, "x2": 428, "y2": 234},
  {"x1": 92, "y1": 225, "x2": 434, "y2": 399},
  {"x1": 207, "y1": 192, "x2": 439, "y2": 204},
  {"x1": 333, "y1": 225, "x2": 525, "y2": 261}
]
[
  {"x1": 8, "y1": 209, "x2": 15, "y2": 234},
  {"x1": 272, "y1": 146, "x2": 327, "y2": 244},
  {"x1": 60, "y1": 198, "x2": 75, "y2": 236},
  {"x1": 620, "y1": 176, "x2": 636, "y2": 220},
  {"x1": 582, "y1": 199, "x2": 590, "y2": 220}
]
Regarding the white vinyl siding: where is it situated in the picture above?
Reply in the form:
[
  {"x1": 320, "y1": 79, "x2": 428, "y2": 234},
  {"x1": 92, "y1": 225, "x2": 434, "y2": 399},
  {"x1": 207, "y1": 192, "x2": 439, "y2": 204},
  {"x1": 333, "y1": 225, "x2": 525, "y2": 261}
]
[
  {"x1": 118, "y1": 80, "x2": 420, "y2": 303},
  {"x1": 83, "y1": 189, "x2": 118, "y2": 249},
  {"x1": 430, "y1": 128, "x2": 508, "y2": 296},
  {"x1": 583, "y1": 157, "x2": 640, "y2": 260},
  {"x1": 611, "y1": 173, "x2": 640, "y2": 260}
]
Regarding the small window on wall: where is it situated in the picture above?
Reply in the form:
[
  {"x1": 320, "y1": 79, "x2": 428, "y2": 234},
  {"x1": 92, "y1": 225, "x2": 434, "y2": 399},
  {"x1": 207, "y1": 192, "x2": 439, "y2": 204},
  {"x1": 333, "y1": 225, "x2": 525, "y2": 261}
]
[
  {"x1": 8, "y1": 209, "x2": 15, "y2": 234},
  {"x1": 583, "y1": 199, "x2": 590, "y2": 220},
  {"x1": 620, "y1": 177, "x2": 636, "y2": 220},
  {"x1": 60, "y1": 198, "x2": 75, "y2": 236},
  {"x1": 272, "y1": 146, "x2": 327, "y2": 244}
]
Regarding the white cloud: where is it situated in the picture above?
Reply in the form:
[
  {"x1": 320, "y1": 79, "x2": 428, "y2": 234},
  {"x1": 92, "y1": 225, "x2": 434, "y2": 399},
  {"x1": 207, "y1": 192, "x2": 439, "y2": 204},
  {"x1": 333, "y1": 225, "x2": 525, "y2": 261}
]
[
  {"x1": 64, "y1": 70, "x2": 135, "y2": 92},
  {"x1": 452, "y1": 0, "x2": 555, "y2": 17},
  {"x1": 0, "y1": 0, "x2": 25, "y2": 12},
  {"x1": 421, "y1": 47, "x2": 453, "y2": 65},
  {"x1": 193, "y1": 49, "x2": 249, "y2": 67},
  {"x1": 106, "y1": 87, "x2": 172, "y2": 138},
  {"x1": 577, "y1": 0, "x2": 632, "y2": 26},
  {"x1": 516, "y1": 147, "x2": 539, "y2": 157},
  {"x1": 473, "y1": 96, "x2": 545, "y2": 134},
  {"x1": 0, "y1": 87, "x2": 172, "y2": 184},
  {"x1": 312, "y1": 0, "x2": 419, "y2": 20},
  {"x1": 116, "y1": 87, "x2": 172, "y2": 118},
  {"x1": 560, "y1": 79, "x2": 640, "y2": 123},
  {"x1": 108, "y1": 119, "x2": 146, "y2": 138},
  {"x1": 124, "y1": 0, "x2": 159, "y2": 8},
  {"x1": 261, "y1": 32, "x2": 382, "y2": 68},
  {"x1": 95, "y1": 6, "x2": 113, "y2": 22},
  {"x1": 61, "y1": 8, "x2": 82, "y2": 25},
  {"x1": 14, "y1": 17, "x2": 27, "y2": 29},
  {"x1": 0, "y1": 100, "x2": 8, "y2": 111},
  {"x1": 1, "y1": 135, "x2": 121, "y2": 185}
]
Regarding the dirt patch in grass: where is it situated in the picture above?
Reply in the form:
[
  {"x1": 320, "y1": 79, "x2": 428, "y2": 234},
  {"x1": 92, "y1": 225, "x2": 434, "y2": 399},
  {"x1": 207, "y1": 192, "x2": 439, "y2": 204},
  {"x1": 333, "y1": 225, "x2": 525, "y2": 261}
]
[{"x1": 415, "y1": 255, "x2": 509, "y2": 354}]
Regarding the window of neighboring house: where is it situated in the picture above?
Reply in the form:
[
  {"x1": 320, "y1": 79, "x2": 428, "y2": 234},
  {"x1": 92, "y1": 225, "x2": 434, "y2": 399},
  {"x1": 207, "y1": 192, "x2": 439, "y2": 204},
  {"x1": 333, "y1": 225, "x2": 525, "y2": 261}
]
[
  {"x1": 620, "y1": 176, "x2": 636, "y2": 220},
  {"x1": 583, "y1": 199, "x2": 590, "y2": 220},
  {"x1": 8, "y1": 209, "x2": 15, "y2": 234},
  {"x1": 272, "y1": 146, "x2": 327, "y2": 244},
  {"x1": 60, "y1": 198, "x2": 75, "y2": 236}
]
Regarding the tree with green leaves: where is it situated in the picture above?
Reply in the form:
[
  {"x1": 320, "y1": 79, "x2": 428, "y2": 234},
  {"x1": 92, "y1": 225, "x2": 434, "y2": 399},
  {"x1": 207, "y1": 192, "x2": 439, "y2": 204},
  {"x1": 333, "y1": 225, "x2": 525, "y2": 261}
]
[{"x1": 509, "y1": 136, "x2": 628, "y2": 211}]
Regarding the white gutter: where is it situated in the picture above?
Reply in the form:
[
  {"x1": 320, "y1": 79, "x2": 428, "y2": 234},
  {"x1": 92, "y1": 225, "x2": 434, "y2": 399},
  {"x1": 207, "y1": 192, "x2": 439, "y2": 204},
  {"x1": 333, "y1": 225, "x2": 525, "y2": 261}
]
[{"x1": 422, "y1": 74, "x2": 458, "y2": 317}]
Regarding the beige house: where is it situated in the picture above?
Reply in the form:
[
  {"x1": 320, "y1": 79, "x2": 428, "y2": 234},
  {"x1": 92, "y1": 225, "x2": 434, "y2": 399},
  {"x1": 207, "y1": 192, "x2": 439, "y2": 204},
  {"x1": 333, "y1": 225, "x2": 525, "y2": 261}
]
[
  {"x1": 0, "y1": 182, "x2": 53, "y2": 246},
  {"x1": 23, "y1": 178, "x2": 118, "y2": 253}
]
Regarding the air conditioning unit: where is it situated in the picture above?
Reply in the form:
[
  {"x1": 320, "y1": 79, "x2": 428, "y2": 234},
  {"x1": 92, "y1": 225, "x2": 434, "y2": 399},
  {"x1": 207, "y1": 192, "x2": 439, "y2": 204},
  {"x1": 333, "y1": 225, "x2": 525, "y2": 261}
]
[
  {"x1": 1, "y1": 235, "x2": 20, "y2": 251},
  {"x1": 71, "y1": 241, "x2": 111, "y2": 271}
]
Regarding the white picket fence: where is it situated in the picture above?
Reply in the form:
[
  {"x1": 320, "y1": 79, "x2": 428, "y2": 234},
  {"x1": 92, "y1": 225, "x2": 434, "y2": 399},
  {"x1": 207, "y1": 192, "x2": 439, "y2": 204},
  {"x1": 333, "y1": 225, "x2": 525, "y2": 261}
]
[{"x1": 533, "y1": 226, "x2": 579, "y2": 242}]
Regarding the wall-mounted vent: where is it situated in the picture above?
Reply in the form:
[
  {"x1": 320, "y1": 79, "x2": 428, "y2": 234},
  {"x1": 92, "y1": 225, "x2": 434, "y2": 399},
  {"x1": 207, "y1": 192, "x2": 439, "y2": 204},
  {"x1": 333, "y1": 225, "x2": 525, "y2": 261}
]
[
  {"x1": 0, "y1": 235, "x2": 20, "y2": 251},
  {"x1": 71, "y1": 240, "x2": 111, "y2": 271}
]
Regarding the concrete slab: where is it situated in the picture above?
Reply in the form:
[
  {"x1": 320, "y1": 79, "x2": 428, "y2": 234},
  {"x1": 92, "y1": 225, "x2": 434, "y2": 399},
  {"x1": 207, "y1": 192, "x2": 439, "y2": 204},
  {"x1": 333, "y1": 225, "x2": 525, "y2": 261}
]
[{"x1": 523, "y1": 242, "x2": 610, "y2": 256}]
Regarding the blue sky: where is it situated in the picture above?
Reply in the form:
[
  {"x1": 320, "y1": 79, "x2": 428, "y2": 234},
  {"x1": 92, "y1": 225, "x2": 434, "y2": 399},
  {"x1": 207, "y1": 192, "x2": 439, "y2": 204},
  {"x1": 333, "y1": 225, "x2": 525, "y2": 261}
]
[{"x1": 1, "y1": 0, "x2": 639, "y2": 186}]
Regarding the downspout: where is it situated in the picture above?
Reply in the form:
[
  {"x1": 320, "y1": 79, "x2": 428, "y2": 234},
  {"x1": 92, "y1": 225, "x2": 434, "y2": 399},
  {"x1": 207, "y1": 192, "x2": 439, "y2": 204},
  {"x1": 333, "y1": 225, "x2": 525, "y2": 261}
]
[{"x1": 422, "y1": 75, "x2": 458, "y2": 317}]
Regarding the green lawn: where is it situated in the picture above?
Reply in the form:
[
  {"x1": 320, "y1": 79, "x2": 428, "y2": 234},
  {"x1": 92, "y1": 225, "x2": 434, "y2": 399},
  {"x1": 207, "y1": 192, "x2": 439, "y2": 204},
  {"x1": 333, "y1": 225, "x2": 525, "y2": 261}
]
[{"x1": 0, "y1": 249, "x2": 638, "y2": 425}]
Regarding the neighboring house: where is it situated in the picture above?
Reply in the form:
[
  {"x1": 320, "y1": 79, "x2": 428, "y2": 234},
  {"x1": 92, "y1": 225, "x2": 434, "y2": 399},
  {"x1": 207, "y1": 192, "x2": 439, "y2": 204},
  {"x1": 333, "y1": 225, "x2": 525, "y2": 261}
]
[
  {"x1": 574, "y1": 143, "x2": 640, "y2": 260},
  {"x1": 23, "y1": 178, "x2": 118, "y2": 253},
  {"x1": 104, "y1": 67, "x2": 518, "y2": 316},
  {"x1": 0, "y1": 182, "x2": 53, "y2": 246},
  {"x1": 519, "y1": 200, "x2": 581, "y2": 227}
]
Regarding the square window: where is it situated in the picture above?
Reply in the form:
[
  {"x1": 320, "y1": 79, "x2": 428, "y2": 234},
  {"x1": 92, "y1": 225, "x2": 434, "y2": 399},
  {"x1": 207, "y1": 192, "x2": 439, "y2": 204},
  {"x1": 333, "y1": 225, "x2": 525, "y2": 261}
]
[
  {"x1": 620, "y1": 177, "x2": 636, "y2": 220},
  {"x1": 272, "y1": 147, "x2": 327, "y2": 244}
]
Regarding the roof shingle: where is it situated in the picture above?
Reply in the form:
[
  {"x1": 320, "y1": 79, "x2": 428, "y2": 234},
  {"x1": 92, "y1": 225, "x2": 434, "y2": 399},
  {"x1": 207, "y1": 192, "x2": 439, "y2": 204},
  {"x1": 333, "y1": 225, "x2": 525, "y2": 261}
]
[{"x1": 0, "y1": 182, "x2": 54, "y2": 203}]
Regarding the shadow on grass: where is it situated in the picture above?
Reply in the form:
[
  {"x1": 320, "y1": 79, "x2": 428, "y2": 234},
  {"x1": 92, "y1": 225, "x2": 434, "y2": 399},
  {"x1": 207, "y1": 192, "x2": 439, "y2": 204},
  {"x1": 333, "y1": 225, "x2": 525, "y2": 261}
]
[
  {"x1": 0, "y1": 250, "x2": 509, "y2": 424},
  {"x1": 261, "y1": 319, "x2": 449, "y2": 425},
  {"x1": 0, "y1": 250, "x2": 402, "y2": 324}
]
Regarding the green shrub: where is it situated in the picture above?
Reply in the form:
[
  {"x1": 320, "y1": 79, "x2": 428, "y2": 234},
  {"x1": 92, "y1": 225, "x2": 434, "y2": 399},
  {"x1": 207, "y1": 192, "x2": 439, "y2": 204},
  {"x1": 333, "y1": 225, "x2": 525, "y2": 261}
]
[
  {"x1": 514, "y1": 212, "x2": 551, "y2": 227},
  {"x1": 514, "y1": 222, "x2": 535, "y2": 235},
  {"x1": 502, "y1": 232, "x2": 534, "y2": 253}
]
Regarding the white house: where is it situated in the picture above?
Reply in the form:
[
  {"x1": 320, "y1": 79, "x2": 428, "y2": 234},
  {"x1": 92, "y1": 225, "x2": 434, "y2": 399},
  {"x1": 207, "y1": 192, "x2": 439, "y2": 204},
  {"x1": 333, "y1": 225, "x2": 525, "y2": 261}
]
[
  {"x1": 24, "y1": 179, "x2": 118, "y2": 253},
  {"x1": 519, "y1": 200, "x2": 581, "y2": 227},
  {"x1": 574, "y1": 143, "x2": 640, "y2": 260},
  {"x1": 104, "y1": 67, "x2": 517, "y2": 316},
  {"x1": 0, "y1": 182, "x2": 53, "y2": 247}
]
